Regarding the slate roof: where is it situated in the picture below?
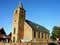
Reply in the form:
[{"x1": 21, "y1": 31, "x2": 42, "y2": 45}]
[{"x1": 26, "y1": 20, "x2": 49, "y2": 33}]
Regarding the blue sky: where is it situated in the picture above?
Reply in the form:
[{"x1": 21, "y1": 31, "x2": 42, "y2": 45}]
[{"x1": 0, "y1": 0, "x2": 60, "y2": 34}]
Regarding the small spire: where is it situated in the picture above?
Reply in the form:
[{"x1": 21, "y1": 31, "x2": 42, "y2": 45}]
[{"x1": 19, "y1": 0, "x2": 23, "y2": 8}]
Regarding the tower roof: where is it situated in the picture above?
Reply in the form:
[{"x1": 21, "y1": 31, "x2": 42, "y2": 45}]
[{"x1": 18, "y1": 1, "x2": 23, "y2": 8}]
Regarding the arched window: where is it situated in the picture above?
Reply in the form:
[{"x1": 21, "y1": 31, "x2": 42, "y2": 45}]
[
  {"x1": 45, "y1": 33, "x2": 46, "y2": 39},
  {"x1": 42, "y1": 33, "x2": 43, "y2": 38},
  {"x1": 34, "y1": 31, "x2": 36, "y2": 38},
  {"x1": 13, "y1": 37, "x2": 15, "y2": 42},
  {"x1": 13, "y1": 28, "x2": 16, "y2": 34},
  {"x1": 38, "y1": 32, "x2": 40, "y2": 38}
]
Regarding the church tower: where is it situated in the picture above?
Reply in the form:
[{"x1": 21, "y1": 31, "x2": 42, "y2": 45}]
[{"x1": 11, "y1": 2, "x2": 25, "y2": 42}]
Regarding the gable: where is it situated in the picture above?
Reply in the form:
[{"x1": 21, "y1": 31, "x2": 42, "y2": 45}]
[{"x1": 23, "y1": 21, "x2": 32, "y2": 42}]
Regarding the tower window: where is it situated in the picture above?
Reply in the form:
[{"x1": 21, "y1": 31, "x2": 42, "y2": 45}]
[
  {"x1": 34, "y1": 31, "x2": 36, "y2": 38},
  {"x1": 15, "y1": 10, "x2": 17, "y2": 13},
  {"x1": 13, "y1": 28, "x2": 16, "y2": 34},
  {"x1": 14, "y1": 20, "x2": 16, "y2": 22},
  {"x1": 13, "y1": 37, "x2": 15, "y2": 42}
]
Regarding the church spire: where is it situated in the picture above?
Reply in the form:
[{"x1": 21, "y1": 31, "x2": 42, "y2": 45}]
[{"x1": 18, "y1": 0, "x2": 23, "y2": 8}]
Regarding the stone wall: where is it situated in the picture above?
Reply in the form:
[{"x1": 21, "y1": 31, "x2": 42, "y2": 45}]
[
  {"x1": 0, "y1": 42, "x2": 48, "y2": 45},
  {"x1": 10, "y1": 42, "x2": 48, "y2": 45}
]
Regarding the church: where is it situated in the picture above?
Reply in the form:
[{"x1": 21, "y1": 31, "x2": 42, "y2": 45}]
[{"x1": 11, "y1": 2, "x2": 50, "y2": 45}]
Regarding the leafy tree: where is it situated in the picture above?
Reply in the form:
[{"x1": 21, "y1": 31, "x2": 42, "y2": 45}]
[
  {"x1": 0, "y1": 28, "x2": 6, "y2": 35},
  {"x1": 51, "y1": 26, "x2": 60, "y2": 40}
]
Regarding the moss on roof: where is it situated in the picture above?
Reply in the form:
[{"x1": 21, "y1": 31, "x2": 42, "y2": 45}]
[{"x1": 26, "y1": 20, "x2": 49, "y2": 33}]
